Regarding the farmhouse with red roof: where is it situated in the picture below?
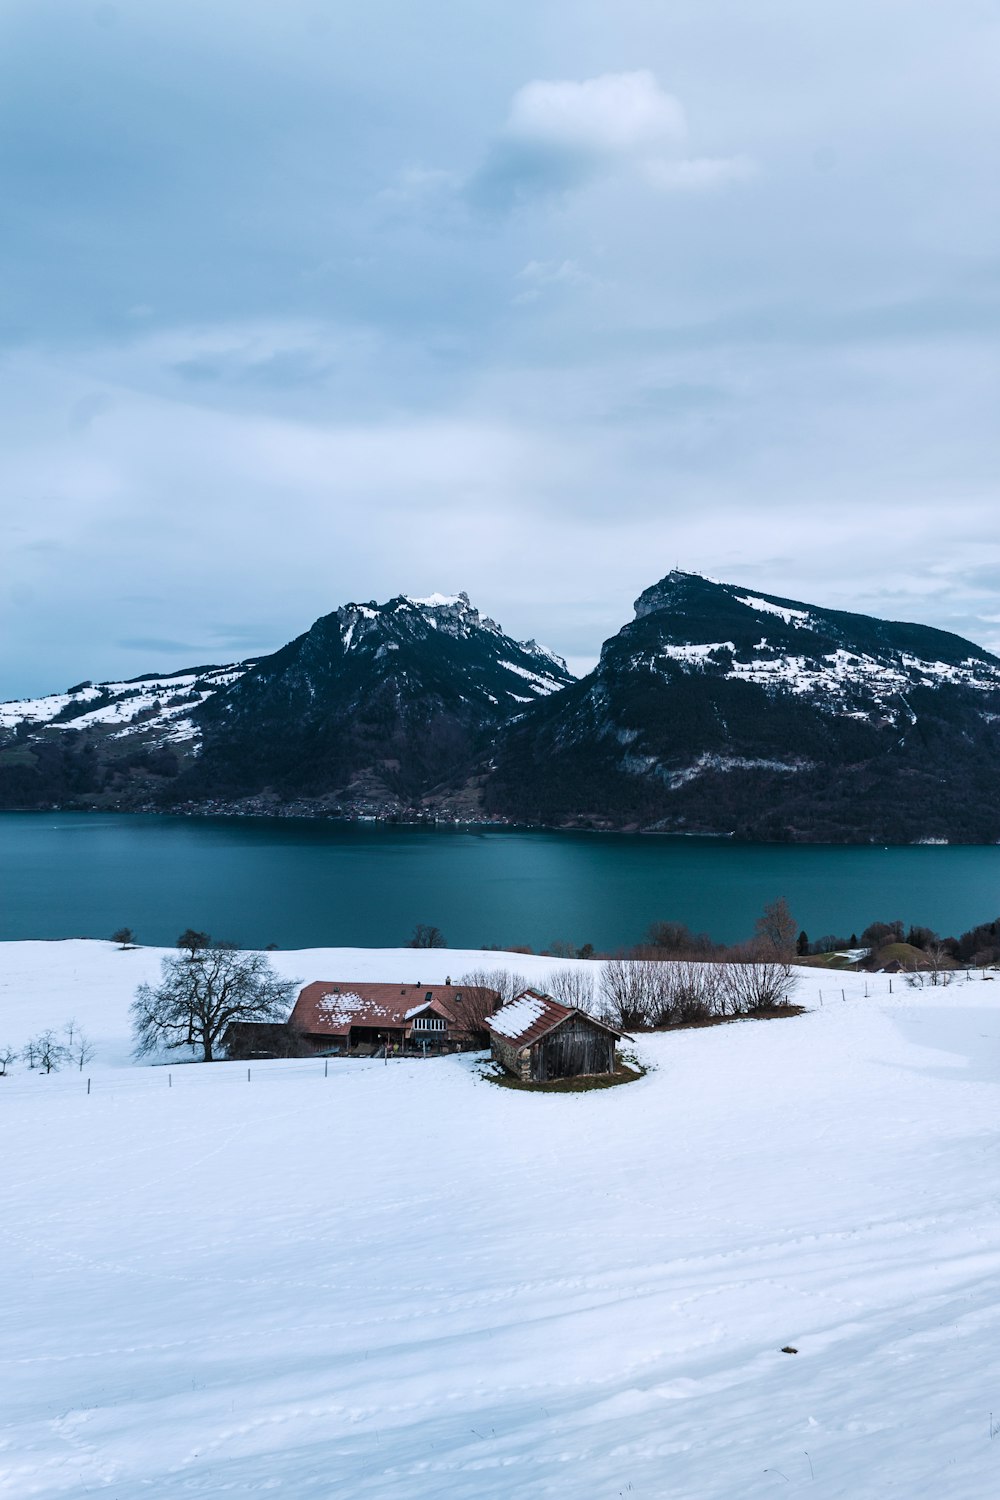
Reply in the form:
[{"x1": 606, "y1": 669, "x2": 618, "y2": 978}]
[{"x1": 289, "y1": 980, "x2": 499, "y2": 1055}]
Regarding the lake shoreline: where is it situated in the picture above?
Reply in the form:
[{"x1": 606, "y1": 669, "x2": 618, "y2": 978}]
[{"x1": 10, "y1": 801, "x2": 998, "y2": 847}]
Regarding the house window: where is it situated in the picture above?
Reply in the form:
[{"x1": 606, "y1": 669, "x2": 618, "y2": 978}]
[{"x1": 413, "y1": 1016, "x2": 446, "y2": 1031}]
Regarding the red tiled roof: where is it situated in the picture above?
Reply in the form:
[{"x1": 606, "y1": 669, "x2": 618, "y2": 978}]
[
  {"x1": 290, "y1": 981, "x2": 495, "y2": 1038},
  {"x1": 486, "y1": 989, "x2": 624, "y2": 1048}
]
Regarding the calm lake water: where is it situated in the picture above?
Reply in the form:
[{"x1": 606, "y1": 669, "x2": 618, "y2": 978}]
[{"x1": 4, "y1": 812, "x2": 1000, "y2": 952}]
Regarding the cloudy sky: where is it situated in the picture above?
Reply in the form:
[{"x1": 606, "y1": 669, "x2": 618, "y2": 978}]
[{"x1": 3, "y1": 0, "x2": 1000, "y2": 695}]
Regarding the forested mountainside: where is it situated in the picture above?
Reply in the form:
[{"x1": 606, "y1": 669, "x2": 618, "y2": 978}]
[{"x1": 486, "y1": 572, "x2": 1000, "y2": 842}]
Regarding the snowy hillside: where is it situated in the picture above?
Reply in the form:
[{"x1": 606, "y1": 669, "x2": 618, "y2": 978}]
[
  {"x1": 3, "y1": 940, "x2": 1000, "y2": 1496},
  {"x1": 0, "y1": 662, "x2": 251, "y2": 746}
]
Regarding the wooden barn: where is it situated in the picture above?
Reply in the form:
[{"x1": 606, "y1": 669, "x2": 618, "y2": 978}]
[{"x1": 487, "y1": 989, "x2": 625, "y2": 1082}]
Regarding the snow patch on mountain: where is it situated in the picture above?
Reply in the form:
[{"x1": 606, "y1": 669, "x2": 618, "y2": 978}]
[
  {"x1": 659, "y1": 752, "x2": 814, "y2": 788},
  {"x1": 498, "y1": 659, "x2": 566, "y2": 694},
  {"x1": 734, "y1": 592, "x2": 812, "y2": 626},
  {"x1": 640, "y1": 639, "x2": 1000, "y2": 719}
]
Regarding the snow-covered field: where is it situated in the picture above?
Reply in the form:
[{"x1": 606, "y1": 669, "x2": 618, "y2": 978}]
[{"x1": 3, "y1": 942, "x2": 1000, "y2": 1497}]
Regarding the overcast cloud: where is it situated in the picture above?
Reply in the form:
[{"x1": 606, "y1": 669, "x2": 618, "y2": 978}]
[{"x1": 3, "y1": 0, "x2": 1000, "y2": 694}]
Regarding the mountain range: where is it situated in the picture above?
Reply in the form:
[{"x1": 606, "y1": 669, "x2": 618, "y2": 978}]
[{"x1": 5, "y1": 572, "x2": 1000, "y2": 842}]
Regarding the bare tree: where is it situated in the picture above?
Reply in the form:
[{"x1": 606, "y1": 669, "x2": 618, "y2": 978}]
[
  {"x1": 131, "y1": 947, "x2": 298, "y2": 1063},
  {"x1": 409, "y1": 924, "x2": 446, "y2": 949},
  {"x1": 644, "y1": 920, "x2": 715, "y2": 958},
  {"x1": 0, "y1": 1045, "x2": 16, "y2": 1076},
  {"x1": 70, "y1": 1031, "x2": 96, "y2": 1072},
  {"x1": 111, "y1": 927, "x2": 135, "y2": 949},
  {"x1": 541, "y1": 967, "x2": 596, "y2": 1013},
  {"x1": 31, "y1": 1030, "x2": 70, "y2": 1074},
  {"x1": 545, "y1": 940, "x2": 577, "y2": 959},
  {"x1": 754, "y1": 899, "x2": 797, "y2": 959},
  {"x1": 177, "y1": 928, "x2": 211, "y2": 960},
  {"x1": 924, "y1": 943, "x2": 956, "y2": 978}
]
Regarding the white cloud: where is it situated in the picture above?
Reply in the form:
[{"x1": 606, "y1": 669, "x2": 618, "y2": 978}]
[
  {"x1": 465, "y1": 70, "x2": 753, "y2": 211},
  {"x1": 644, "y1": 154, "x2": 758, "y2": 192},
  {"x1": 503, "y1": 71, "x2": 687, "y2": 157}
]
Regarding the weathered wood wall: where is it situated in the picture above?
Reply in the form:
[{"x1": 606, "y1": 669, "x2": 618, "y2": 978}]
[{"x1": 531, "y1": 1019, "x2": 615, "y2": 1081}]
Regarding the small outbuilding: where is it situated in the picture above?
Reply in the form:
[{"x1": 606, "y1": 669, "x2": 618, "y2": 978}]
[{"x1": 487, "y1": 989, "x2": 625, "y2": 1082}]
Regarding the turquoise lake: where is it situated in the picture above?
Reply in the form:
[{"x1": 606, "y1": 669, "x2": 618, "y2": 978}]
[{"x1": 3, "y1": 812, "x2": 1000, "y2": 951}]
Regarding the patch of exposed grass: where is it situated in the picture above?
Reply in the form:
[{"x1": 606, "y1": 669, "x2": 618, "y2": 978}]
[
  {"x1": 872, "y1": 941, "x2": 952, "y2": 970},
  {"x1": 800, "y1": 951, "x2": 861, "y2": 970},
  {"x1": 480, "y1": 1054, "x2": 647, "y2": 1093}
]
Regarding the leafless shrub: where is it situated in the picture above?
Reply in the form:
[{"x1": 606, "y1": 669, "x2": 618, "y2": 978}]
[
  {"x1": 460, "y1": 967, "x2": 528, "y2": 1007},
  {"x1": 601, "y1": 949, "x2": 800, "y2": 1031},
  {"x1": 0, "y1": 1045, "x2": 16, "y2": 1076},
  {"x1": 668, "y1": 961, "x2": 727, "y2": 1023},
  {"x1": 904, "y1": 966, "x2": 953, "y2": 989},
  {"x1": 541, "y1": 967, "x2": 596, "y2": 1013},
  {"x1": 599, "y1": 958, "x2": 657, "y2": 1030},
  {"x1": 719, "y1": 954, "x2": 798, "y2": 1014},
  {"x1": 601, "y1": 958, "x2": 725, "y2": 1029},
  {"x1": 458, "y1": 967, "x2": 528, "y2": 1042}
]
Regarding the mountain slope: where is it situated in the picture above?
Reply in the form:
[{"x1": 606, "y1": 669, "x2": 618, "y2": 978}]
[
  {"x1": 177, "y1": 591, "x2": 571, "y2": 809},
  {"x1": 486, "y1": 571, "x2": 1000, "y2": 841}
]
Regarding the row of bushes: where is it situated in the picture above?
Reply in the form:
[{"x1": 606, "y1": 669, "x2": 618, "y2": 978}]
[
  {"x1": 466, "y1": 956, "x2": 797, "y2": 1033},
  {"x1": 594, "y1": 955, "x2": 797, "y2": 1030}
]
